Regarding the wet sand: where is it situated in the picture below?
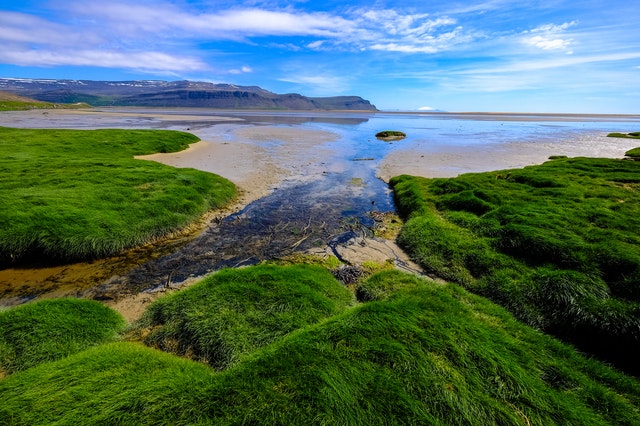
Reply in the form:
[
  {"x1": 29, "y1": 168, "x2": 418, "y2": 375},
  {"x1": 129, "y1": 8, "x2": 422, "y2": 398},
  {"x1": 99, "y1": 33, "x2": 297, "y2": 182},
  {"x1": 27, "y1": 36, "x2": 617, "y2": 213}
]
[{"x1": 137, "y1": 125, "x2": 339, "y2": 205}]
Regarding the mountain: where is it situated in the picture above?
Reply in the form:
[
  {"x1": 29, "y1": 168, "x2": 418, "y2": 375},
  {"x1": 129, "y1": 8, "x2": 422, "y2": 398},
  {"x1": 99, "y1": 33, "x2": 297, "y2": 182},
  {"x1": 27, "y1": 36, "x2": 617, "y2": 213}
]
[{"x1": 0, "y1": 78, "x2": 377, "y2": 111}]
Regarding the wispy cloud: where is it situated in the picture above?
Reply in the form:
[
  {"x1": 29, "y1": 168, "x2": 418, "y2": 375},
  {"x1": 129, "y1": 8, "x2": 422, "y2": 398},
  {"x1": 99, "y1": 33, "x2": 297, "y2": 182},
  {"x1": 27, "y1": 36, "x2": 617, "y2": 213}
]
[
  {"x1": 228, "y1": 66, "x2": 253, "y2": 75},
  {"x1": 63, "y1": 3, "x2": 354, "y2": 40},
  {"x1": 278, "y1": 74, "x2": 350, "y2": 95},
  {"x1": 0, "y1": 47, "x2": 209, "y2": 74},
  {"x1": 0, "y1": 11, "x2": 100, "y2": 46},
  {"x1": 521, "y1": 21, "x2": 577, "y2": 53},
  {"x1": 0, "y1": 3, "x2": 477, "y2": 74},
  {"x1": 460, "y1": 52, "x2": 640, "y2": 75}
]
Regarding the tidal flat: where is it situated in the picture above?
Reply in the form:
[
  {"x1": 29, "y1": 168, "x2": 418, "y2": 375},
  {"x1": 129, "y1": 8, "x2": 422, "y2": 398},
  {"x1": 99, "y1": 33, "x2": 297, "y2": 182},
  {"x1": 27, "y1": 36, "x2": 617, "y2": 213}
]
[
  {"x1": 1, "y1": 108, "x2": 640, "y2": 306},
  {"x1": 2, "y1": 108, "x2": 640, "y2": 424}
]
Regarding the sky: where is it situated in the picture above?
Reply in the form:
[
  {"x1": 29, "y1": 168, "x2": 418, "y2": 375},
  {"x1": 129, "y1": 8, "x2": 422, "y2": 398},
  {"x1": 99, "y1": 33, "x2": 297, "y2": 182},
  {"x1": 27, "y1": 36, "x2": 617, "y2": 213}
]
[{"x1": 0, "y1": 0, "x2": 638, "y2": 113}]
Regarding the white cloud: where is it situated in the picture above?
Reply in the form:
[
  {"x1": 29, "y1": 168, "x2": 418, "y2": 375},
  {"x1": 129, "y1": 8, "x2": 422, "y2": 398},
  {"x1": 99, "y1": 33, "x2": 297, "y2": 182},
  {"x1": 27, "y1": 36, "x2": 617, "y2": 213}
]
[
  {"x1": 64, "y1": 3, "x2": 353, "y2": 39},
  {"x1": 521, "y1": 21, "x2": 577, "y2": 53},
  {"x1": 229, "y1": 66, "x2": 253, "y2": 74},
  {"x1": 307, "y1": 40, "x2": 325, "y2": 49},
  {"x1": 418, "y1": 106, "x2": 435, "y2": 111},
  {"x1": 60, "y1": 3, "x2": 472, "y2": 54},
  {"x1": 348, "y1": 9, "x2": 472, "y2": 53},
  {"x1": 0, "y1": 2, "x2": 483, "y2": 77},
  {"x1": 0, "y1": 48, "x2": 208, "y2": 73},
  {"x1": 460, "y1": 52, "x2": 640, "y2": 74}
]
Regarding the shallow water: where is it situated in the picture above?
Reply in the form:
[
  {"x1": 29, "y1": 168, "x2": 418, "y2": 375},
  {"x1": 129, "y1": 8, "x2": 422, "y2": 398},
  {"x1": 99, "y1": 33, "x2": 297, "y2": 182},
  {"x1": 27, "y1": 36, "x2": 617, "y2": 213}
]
[{"x1": 1, "y1": 109, "x2": 640, "y2": 305}]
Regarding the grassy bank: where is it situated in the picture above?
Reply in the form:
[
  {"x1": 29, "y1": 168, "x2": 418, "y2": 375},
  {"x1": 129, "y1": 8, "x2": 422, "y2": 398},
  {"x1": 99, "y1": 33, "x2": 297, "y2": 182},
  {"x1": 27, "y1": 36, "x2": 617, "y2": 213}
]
[
  {"x1": 1, "y1": 267, "x2": 639, "y2": 424},
  {"x1": 0, "y1": 127, "x2": 236, "y2": 263},
  {"x1": 390, "y1": 155, "x2": 640, "y2": 374}
]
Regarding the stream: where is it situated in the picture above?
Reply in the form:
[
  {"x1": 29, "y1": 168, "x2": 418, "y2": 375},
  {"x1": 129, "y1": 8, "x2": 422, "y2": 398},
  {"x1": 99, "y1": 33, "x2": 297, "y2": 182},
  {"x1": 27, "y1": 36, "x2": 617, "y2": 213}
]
[{"x1": 0, "y1": 110, "x2": 404, "y2": 305}]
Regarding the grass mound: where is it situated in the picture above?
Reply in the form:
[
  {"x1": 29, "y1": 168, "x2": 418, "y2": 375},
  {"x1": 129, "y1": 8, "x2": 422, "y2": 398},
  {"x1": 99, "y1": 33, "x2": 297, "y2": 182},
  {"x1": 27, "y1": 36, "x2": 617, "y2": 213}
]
[
  {"x1": 138, "y1": 264, "x2": 355, "y2": 370},
  {"x1": 0, "y1": 127, "x2": 236, "y2": 263},
  {"x1": 390, "y1": 155, "x2": 640, "y2": 374},
  {"x1": 1, "y1": 270, "x2": 639, "y2": 425},
  {"x1": 0, "y1": 298, "x2": 125, "y2": 375},
  {"x1": 0, "y1": 342, "x2": 217, "y2": 425}
]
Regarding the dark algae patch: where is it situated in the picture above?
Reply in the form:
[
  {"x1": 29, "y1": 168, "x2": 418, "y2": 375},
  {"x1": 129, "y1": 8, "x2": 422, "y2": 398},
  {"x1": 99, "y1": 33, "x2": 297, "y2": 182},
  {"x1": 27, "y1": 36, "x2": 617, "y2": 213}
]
[
  {"x1": 390, "y1": 154, "x2": 640, "y2": 375},
  {"x1": 1, "y1": 267, "x2": 639, "y2": 424},
  {"x1": 0, "y1": 127, "x2": 236, "y2": 264}
]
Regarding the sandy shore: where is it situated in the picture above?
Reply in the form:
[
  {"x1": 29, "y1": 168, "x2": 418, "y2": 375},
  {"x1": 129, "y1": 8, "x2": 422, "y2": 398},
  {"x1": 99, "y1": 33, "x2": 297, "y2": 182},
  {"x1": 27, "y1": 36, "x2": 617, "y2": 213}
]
[{"x1": 137, "y1": 124, "x2": 340, "y2": 205}]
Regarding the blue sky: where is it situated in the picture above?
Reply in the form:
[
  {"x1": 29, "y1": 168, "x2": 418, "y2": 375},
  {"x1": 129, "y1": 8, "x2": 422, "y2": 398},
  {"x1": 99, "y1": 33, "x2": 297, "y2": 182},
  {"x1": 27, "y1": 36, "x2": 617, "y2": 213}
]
[{"x1": 0, "y1": 0, "x2": 638, "y2": 113}]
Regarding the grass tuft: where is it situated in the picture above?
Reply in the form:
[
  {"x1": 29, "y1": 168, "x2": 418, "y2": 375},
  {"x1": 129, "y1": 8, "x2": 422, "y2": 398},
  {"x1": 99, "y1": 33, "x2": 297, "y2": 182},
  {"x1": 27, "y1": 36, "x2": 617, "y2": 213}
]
[
  {"x1": 136, "y1": 264, "x2": 355, "y2": 370},
  {"x1": 0, "y1": 298, "x2": 125, "y2": 375}
]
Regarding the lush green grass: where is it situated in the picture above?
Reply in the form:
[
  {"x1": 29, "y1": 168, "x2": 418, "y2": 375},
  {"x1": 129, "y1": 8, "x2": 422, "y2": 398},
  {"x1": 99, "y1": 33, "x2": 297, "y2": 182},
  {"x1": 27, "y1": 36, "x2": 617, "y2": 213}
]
[
  {"x1": 0, "y1": 341, "x2": 218, "y2": 425},
  {"x1": 1, "y1": 269, "x2": 639, "y2": 425},
  {"x1": 0, "y1": 127, "x2": 236, "y2": 263},
  {"x1": 0, "y1": 298, "x2": 125, "y2": 375},
  {"x1": 138, "y1": 264, "x2": 355, "y2": 370},
  {"x1": 390, "y1": 155, "x2": 640, "y2": 374}
]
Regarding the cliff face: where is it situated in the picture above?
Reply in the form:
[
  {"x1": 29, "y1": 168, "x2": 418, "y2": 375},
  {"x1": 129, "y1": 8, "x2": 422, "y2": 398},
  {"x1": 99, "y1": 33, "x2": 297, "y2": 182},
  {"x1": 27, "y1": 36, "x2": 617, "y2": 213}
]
[{"x1": 0, "y1": 79, "x2": 378, "y2": 111}]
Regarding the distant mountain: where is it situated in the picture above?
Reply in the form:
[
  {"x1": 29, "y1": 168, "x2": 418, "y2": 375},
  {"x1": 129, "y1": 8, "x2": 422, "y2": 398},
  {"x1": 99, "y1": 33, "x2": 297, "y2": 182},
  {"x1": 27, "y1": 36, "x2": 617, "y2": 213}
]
[{"x1": 0, "y1": 78, "x2": 377, "y2": 111}]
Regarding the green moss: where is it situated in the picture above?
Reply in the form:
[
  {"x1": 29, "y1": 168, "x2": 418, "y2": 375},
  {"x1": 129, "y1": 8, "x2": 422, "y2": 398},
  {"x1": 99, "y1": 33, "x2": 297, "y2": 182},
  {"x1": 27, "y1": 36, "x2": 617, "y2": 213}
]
[{"x1": 0, "y1": 127, "x2": 236, "y2": 262}]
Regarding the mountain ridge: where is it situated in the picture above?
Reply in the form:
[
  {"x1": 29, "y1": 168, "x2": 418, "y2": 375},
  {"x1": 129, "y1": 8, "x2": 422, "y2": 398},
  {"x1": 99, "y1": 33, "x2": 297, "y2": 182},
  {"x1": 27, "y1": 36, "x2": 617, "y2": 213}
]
[{"x1": 0, "y1": 78, "x2": 377, "y2": 111}]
